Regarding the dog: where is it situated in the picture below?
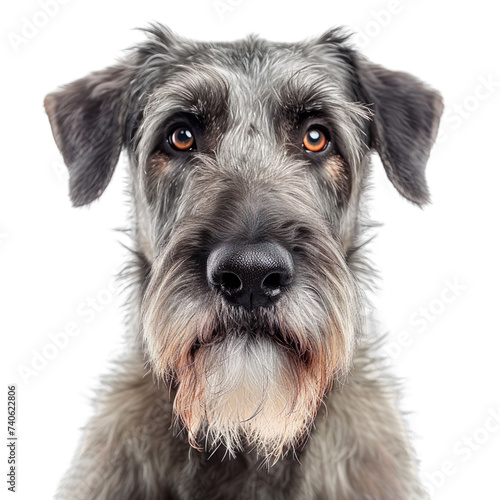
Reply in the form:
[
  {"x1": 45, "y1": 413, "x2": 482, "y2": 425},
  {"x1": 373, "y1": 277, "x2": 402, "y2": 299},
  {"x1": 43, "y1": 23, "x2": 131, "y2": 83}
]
[{"x1": 45, "y1": 24, "x2": 442, "y2": 500}]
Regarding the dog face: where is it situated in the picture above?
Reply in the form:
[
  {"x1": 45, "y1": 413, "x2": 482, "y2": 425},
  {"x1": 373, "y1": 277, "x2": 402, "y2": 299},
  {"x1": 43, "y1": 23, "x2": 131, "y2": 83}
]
[{"x1": 45, "y1": 25, "x2": 442, "y2": 463}]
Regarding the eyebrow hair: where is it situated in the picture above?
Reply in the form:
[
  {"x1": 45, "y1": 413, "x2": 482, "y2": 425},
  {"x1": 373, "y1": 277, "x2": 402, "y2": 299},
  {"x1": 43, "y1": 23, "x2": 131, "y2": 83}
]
[
  {"x1": 162, "y1": 65, "x2": 231, "y2": 120},
  {"x1": 272, "y1": 67, "x2": 348, "y2": 120}
]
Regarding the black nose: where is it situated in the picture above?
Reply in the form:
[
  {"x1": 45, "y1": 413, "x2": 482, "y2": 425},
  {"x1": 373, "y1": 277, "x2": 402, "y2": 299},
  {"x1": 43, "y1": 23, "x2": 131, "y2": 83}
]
[{"x1": 207, "y1": 242, "x2": 294, "y2": 310}]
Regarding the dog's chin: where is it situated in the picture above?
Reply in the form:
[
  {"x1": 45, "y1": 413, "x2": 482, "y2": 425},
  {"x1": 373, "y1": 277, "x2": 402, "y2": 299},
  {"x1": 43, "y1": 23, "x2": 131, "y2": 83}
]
[{"x1": 172, "y1": 333, "x2": 323, "y2": 464}]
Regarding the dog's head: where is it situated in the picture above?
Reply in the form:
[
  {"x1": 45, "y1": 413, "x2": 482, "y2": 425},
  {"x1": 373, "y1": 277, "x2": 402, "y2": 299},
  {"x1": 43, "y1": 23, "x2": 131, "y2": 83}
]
[{"x1": 45, "y1": 25, "x2": 442, "y2": 462}]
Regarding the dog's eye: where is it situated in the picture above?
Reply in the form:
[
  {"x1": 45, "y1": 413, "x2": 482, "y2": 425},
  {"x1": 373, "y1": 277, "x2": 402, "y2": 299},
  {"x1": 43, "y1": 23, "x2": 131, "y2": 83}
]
[
  {"x1": 169, "y1": 127, "x2": 195, "y2": 151},
  {"x1": 303, "y1": 128, "x2": 328, "y2": 152}
]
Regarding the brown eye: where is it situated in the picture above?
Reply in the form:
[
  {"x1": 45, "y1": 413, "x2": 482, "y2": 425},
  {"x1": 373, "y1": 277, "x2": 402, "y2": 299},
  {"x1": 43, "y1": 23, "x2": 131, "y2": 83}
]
[
  {"x1": 170, "y1": 127, "x2": 195, "y2": 151},
  {"x1": 303, "y1": 128, "x2": 328, "y2": 152}
]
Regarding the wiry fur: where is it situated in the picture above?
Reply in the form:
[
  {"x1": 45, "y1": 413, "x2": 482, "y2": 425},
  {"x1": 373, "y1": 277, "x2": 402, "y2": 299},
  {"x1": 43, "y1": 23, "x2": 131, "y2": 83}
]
[{"x1": 45, "y1": 24, "x2": 442, "y2": 499}]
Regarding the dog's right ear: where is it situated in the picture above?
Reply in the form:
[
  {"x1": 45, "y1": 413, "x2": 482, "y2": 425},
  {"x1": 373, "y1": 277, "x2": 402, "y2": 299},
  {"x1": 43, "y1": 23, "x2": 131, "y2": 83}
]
[
  {"x1": 354, "y1": 58, "x2": 443, "y2": 206},
  {"x1": 44, "y1": 64, "x2": 132, "y2": 207}
]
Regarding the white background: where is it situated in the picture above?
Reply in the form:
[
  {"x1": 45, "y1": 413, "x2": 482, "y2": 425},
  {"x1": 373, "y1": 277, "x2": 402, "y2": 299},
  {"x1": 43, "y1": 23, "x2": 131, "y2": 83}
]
[{"x1": 1, "y1": 0, "x2": 499, "y2": 498}]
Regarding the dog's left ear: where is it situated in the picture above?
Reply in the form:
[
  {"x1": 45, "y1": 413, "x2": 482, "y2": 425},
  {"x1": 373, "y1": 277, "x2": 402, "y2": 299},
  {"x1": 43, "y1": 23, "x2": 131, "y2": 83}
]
[
  {"x1": 355, "y1": 58, "x2": 443, "y2": 205},
  {"x1": 44, "y1": 64, "x2": 132, "y2": 207}
]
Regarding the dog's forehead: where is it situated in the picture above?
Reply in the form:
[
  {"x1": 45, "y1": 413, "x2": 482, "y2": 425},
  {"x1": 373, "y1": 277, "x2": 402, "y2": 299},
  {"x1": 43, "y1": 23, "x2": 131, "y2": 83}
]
[
  {"x1": 144, "y1": 36, "x2": 355, "y2": 123},
  {"x1": 175, "y1": 36, "x2": 329, "y2": 78}
]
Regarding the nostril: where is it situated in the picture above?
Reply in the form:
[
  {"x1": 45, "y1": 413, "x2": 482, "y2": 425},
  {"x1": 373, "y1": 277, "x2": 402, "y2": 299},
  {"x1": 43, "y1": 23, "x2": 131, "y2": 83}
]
[
  {"x1": 220, "y1": 272, "x2": 242, "y2": 292},
  {"x1": 262, "y1": 272, "x2": 283, "y2": 290}
]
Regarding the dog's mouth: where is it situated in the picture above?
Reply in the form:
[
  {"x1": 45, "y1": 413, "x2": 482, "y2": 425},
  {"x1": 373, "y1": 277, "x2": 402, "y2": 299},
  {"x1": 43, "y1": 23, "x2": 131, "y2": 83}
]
[
  {"x1": 184, "y1": 294, "x2": 313, "y2": 368},
  {"x1": 189, "y1": 309, "x2": 311, "y2": 366}
]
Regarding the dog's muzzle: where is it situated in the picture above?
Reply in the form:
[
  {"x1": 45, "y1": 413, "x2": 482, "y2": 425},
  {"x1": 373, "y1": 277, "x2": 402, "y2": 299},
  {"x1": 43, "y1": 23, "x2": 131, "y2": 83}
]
[{"x1": 206, "y1": 242, "x2": 294, "y2": 310}]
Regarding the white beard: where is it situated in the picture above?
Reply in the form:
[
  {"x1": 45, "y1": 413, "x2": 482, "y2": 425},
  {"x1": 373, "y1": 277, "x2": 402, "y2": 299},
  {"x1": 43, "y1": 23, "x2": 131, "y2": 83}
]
[{"x1": 173, "y1": 334, "x2": 322, "y2": 464}]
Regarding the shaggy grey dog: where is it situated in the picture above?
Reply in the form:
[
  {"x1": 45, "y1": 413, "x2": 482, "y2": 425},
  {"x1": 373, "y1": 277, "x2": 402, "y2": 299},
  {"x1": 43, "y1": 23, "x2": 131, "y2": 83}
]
[{"x1": 45, "y1": 25, "x2": 442, "y2": 500}]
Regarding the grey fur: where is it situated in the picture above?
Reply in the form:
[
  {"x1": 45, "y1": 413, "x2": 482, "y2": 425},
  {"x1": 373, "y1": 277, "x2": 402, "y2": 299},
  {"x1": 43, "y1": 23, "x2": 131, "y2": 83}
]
[{"x1": 45, "y1": 24, "x2": 442, "y2": 499}]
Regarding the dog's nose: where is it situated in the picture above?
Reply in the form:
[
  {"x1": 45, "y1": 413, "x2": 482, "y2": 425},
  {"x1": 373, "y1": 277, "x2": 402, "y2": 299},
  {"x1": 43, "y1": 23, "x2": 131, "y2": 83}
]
[{"x1": 207, "y1": 242, "x2": 294, "y2": 310}]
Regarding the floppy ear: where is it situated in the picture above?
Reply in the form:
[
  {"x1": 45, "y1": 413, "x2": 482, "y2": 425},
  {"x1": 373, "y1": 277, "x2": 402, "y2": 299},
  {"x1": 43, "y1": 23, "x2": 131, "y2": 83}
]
[
  {"x1": 44, "y1": 64, "x2": 132, "y2": 207},
  {"x1": 355, "y1": 59, "x2": 443, "y2": 205}
]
